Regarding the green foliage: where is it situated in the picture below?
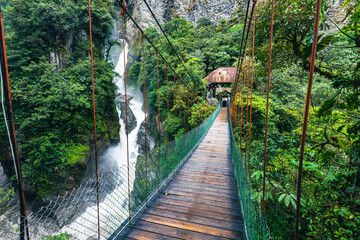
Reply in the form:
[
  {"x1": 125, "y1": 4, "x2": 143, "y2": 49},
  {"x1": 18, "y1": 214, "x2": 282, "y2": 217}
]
[
  {"x1": 128, "y1": 17, "x2": 240, "y2": 139},
  {"x1": 42, "y1": 232, "x2": 71, "y2": 240},
  {"x1": 188, "y1": 101, "x2": 216, "y2": 128},
  {"x1": 0, "y1": 0, "x2": 119, "y2": 197},
  {"x1": 229, "y1": 1, "x2": 360, "y2": 239},
  {"x1": 0, "y1": 188, "x2": 15, "y2": 212}
]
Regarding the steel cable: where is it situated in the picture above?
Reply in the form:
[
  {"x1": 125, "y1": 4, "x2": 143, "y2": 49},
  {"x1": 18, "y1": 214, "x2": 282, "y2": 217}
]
[
  {"x1": 262, "y1": 0, "x2": 275, "y2": 216},
  {"x1": 295, "y1": 0, "x2": 322, "y2": 238}
]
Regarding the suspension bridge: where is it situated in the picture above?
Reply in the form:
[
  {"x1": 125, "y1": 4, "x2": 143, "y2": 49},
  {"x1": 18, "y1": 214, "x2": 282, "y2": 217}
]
[{"x1": 0, "y1": 0, "x2": 324, "y2": 239}]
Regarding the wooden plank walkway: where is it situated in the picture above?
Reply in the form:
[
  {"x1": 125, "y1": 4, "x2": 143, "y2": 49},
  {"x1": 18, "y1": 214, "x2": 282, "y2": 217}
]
[{"x1": 125, "y1": 108, "x2": 245, "y2": 239}]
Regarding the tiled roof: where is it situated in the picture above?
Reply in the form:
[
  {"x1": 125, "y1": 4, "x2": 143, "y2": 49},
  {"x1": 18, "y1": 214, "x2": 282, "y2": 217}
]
[{"x1": 205, "y1": 67, "x2": 237, "y2": 83}]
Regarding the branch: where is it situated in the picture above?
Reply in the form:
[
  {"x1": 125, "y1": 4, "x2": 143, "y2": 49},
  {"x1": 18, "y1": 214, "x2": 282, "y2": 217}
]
[
  {"x1": 328, "y1": 45, "x2": 358, "y2": 48},
  {"x1": 328, "y1": 16, "x2": 356, "y2": 41},
  {"x1": 303, "y1": 60, "x2": 337, "y2": 79}
]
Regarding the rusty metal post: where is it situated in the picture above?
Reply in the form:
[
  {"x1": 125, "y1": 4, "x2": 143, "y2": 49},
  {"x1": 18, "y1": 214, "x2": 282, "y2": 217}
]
[{"x1": 295, "y1": 0, "x2": 322, "y2": 239}]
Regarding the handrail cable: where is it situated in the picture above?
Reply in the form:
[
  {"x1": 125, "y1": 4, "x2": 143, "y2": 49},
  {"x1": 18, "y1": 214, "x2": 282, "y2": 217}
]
[
  {"x1": 0, "y1": 5, "x2": 30, "y2": 240},
  {"x1": 248, "y1": 5, "x2": 256, "y2": 180},
  {"x1": 262, "y1": 0, "x2": 275, "y2": 216},
  {"x1": 115, "y1": 0, "x2": 197, "y2": 99},
  {"x1": 233, "y1": 1, "x2": 257, "y2": 95},
  {"x1": 120, "y1": 1, "x2": 132, "y2": 226},
  {"x1": 244, "y1": 15, "x2": 254, "y2": 170},
  {"x1": 234, "y1": 0, "x2": 252, "y2": 88},
  {"x1": 142, "y1": 0, "x2": 199, "y2": 91},
  {"x1": 86, "y1": 1, "x2": 100, "y2": 238}
]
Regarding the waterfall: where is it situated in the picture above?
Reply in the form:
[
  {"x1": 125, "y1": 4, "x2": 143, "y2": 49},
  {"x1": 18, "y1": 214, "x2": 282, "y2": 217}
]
[
  {"x1": 102, "y1": 41, "x2": 145, "y2": 168},
  {"x1": 59, "y1": 41, "x2": 145, "y2": 239}
]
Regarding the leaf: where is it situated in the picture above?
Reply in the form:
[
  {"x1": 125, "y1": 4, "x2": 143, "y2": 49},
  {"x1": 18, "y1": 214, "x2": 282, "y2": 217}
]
[
  {"x1": 342, "y1": 0, "x2": 352, "y2": 8},
  {"x1": 251, "y1": 171, "x2": 263, "y2": 180},
  {"x1": 338, "y1": 138, "x2": 348, "y2": 151},
  {"x1": 306, "y1": 32, "x2": 314, "y2": 47},
  {"x1": 290, "y1": 197, "x2": 297, "y2": 209},
  {"x1": 278, "y1": 193, "x2": 286, "y2": 202},
  {"x1": 318, "y1": 98, "x2": 336, "y2": 117},
  {"x1": 319, "y1": 0, "x2": 328, "y2": 26},
  {"x1": 337, "y1": 125, "x2": 346, "y2": 133},
  {"x1": 284, "y1": 195, "x2": 290, "y2": 207},
  {"x1": 317, "y1": 35, "x2": 335, "y2": 53}
]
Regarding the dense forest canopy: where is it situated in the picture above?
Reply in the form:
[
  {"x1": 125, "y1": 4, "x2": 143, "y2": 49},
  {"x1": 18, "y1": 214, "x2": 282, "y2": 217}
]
[
  {"x1": 0, "y1": 0, "x2": 120, "y2": 197},
  {"x1": 0, "y1": 0, "x2": 359, "y2": 239}
]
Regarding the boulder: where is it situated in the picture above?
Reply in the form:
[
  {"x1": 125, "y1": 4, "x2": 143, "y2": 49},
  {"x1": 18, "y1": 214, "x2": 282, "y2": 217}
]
[{"x1": 115, "y1": 93, "x2": 137, "y2": 133}]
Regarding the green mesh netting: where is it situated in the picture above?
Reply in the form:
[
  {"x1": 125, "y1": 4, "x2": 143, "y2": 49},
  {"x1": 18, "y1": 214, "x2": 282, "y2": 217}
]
[
  {"x1": 109, "y1": 106, "x2": 221, "y2": 238},
  {"x1": 228, "y1": 107, "x2": 271, "y2": 240}
]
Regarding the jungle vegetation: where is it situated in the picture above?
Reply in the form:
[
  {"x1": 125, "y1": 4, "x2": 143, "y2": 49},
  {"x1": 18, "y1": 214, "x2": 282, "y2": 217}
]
[{"x1": 0, "y1": 0, "x2": 359, "y2": 239}]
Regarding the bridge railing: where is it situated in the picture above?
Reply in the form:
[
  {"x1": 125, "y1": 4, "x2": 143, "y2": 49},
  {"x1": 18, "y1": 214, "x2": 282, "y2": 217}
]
[
  {"x1": 109, "y1": 104, "x2": 221, "y2": 238},
  {"x1": 0, "y1": 106, "x2": 220, "y2": 239},
  {"x1": 228, "y1": 107, "x2": 271, "y2": 240}
]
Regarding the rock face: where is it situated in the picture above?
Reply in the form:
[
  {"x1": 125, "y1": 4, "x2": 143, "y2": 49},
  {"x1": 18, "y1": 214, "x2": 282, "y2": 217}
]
[
  {"x1": 136, "y1": 117, "x2": 151, "y2": 156},
  {"x1": 125, "y1": 0, "x2": 241, "y2": 49},
  {"x1": 327, "y1": 0, "x2": 347, "y2": 30},
  {"x1": 115, "y1": 92, "x2": 137, "y2": 133},
  {"x1": 207, "y1": 92, "x2": 219, "y2": 107}
]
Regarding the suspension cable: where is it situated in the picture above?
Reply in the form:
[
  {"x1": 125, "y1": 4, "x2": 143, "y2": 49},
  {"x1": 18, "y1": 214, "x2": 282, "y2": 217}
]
[
  {"x1": 234, "y1": 0, "x2": 252, "y2": 85},
  {"x1": 116, "y1": 0, "x2": 196, "y2": 99},
  {"x1": 178, "y1": 73, "x2": 182, "y2": 120},
  {"x1": 239, "y1": 38, "x2": 248, "y2": 158},
  {"x1": 248, "y1": 3, "x2": 256, "y2": 180},
  {"x1": 156, "y1": 51, "x2": 161, "y2": 187},
  {"x1": 1, "y1": 4, "x2": 30, "y2": 240},
  {"x1": 142, "y1": 0, "x2": 198, "y2": 92},
  {"x1": 262, "y1": 0, "x2": 275, "y2": 216},
  {"x1": 172, "y1": 74, "x2": 176, "y2": 169},
  {"x1": 295, "y1": 0, "x2": 322, "y2": 238},
  {"x1": 233, "y1": 1, "x2": 257, "y2": 96},
  {"x1": 244, "y1": 15, "x2": 253, "y2": 169},
  {"x1": 142, "y1": 33, "x2": 149, "y2": 203},
  {"x1": 87, "y1": 1, "x2": 101, "y2": 237},
  {"x1": 0, "y1": 57, "x2": 17, "y2": 181},
  {"x1": 120, "y1": 2, "x2": 132, "y2": 225},
  {"x1": 0, "y1": 46, "x2": 30, "y2": 240},
  {"x1": 237, "y1": 66, "x2": 241, "y2": 131},
  {"x1": 166, "y1": 63, "x2": 169, "y2": 175}
]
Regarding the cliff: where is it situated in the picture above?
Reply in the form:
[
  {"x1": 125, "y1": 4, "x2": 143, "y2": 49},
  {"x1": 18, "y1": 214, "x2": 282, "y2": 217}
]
[{"x1": 123, "y1": 0, "x2": 242, "y2": 49}]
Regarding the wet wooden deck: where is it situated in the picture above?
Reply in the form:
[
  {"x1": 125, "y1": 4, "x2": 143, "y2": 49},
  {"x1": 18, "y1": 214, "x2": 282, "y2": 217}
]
[{"x1": 125, "y1": 108, "x2": 245, "y2": 239}]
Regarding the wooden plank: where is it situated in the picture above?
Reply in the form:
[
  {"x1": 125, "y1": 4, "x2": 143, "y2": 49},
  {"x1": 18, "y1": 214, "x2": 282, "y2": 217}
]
[
  {"x1": 174, "y1": 175, "x2": 236, "y2": 187},
  {"x1": 151, "y1": 202, "x2": 243, "y2": 223},
  {"x1": 145, "y1": 207, "x2": 243, "y2": 231},
  {"x1": 182, "y1": 164, "x2": 234, "y2": 170},
  {"x1": 156, "y1": 196, "x2": 242, "y2": 215},
  {"x1": 169, "y1": 181, "x2": 238, "y2": 195},
  {"x1": 165, "y1": 185, "x2": 239, "y2": 200},
  {"x1": 180, "y1": 169, "x2": 234, "y2": 177},
  {"x1": 134, "y1": 220, "x2": 227, "y2": 240},
  {"x1": 177, "y1": 171, "x2": 235, "y2": 181},
  {"x1": 162, "y1": 189, "x2": 238, "y2": 204},
  {"x1": 125, "y1": 109, "x2": 246, "y2": 239},
  {"x1": 126, "y1": 228, "x2": 180, "y2": 240},
  {"x1": 169, "y1": 179, "x2": 237, "y2": 191},
  {"x1": 180, "y1": 166, "x2": 234, "y2": 175},
  {"x1": 174, "y1": 174, "x2": 236, "y2": 185},
  {"x1": 184, "y1": 162, "x2": 233, "y2": 168},
  {"x1": 140, "y1": 214, "x2": 243, "y2": 239}
]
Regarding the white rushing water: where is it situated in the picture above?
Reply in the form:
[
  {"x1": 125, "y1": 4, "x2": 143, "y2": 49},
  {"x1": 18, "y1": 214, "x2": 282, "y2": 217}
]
[
  {"x1": 102, "y1": 42, "x2": 145, "y2": 167},
  {"x1": 59, "y1": 41, "x2": 145, "y2": 239}
]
